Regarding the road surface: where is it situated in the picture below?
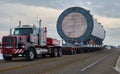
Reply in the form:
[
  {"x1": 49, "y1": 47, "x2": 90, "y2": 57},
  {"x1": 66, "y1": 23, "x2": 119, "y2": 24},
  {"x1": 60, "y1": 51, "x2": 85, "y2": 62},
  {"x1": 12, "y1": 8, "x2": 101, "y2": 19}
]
[{"x1": 0, "y1": 48, "x2": 119, "y2": 74}]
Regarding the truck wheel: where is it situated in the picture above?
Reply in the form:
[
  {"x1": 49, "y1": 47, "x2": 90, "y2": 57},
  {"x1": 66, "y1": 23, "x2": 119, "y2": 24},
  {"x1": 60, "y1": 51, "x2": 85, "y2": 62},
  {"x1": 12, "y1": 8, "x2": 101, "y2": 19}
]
[
  {"x1": 3, "y1": 55, "x2": 12, "y2": 61},
  {"x1": 51, "y1": 48, "x2": 58, "y2": 57},
  {"x1": 25, "y1": 48, "x2": 35, "y2": 61},
  {"x1": 58, "y1": 48, "x2": 62, "y2": 57}
]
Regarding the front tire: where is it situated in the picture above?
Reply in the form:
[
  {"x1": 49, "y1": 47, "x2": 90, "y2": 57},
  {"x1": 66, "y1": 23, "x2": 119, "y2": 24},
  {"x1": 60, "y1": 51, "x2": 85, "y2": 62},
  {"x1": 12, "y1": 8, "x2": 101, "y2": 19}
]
[
  {"x1": 25, "y1": 48, "x2": 35, "y2": 61},
  {"x1": 3, "y1": 55, "x2": 12, "y2": 61}
]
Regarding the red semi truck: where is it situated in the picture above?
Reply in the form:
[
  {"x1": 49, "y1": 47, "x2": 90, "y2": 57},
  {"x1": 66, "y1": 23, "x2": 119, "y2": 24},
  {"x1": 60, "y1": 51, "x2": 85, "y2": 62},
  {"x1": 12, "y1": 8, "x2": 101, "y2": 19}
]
[{"x1": 1, "y1": 20, "x2": 62, "y2": 61}]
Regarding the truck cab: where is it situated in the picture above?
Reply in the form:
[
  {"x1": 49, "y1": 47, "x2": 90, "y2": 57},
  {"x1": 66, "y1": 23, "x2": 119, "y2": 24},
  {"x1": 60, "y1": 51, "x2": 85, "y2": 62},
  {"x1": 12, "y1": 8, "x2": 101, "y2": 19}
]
[
  {"x1": 13, "y1": 25, "x2": 47, "y2": 46},
  {"x1": 2, "y1": 24, "x2": 62, "y2": 61}
]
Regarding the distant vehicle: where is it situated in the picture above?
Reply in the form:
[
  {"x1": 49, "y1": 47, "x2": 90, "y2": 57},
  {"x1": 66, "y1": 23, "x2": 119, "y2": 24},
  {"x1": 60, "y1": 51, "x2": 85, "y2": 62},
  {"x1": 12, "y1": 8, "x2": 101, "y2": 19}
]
[
  {"x1": 105, "y1": 45, "x2": 116, "y2": 49},
  {"x1": 2, "y1": 20, "x2": 62, "y2": 61},
  {"x1": 117, "y1": 46, "x2": 120, "y2": 48},
  {"x1": 105, "y1": 46, "x2": 112, "y2": 49}
]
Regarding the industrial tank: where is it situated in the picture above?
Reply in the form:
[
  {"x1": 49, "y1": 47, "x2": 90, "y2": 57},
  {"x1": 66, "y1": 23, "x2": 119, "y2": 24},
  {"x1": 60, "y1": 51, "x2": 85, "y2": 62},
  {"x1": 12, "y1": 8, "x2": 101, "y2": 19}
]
[{"x1": 57, "y1": 7, "x2": 106, "y2": 45}]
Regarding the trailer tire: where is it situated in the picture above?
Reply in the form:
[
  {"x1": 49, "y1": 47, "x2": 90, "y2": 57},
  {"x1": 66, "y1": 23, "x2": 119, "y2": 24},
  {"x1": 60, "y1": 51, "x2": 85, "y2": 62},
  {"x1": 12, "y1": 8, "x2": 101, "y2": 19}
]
[
  {"x1": 58, "y1": 48, "x2": 62, "y2": 57},
  {"x1": 3, "y1": 55, "x2": 12, "y2": 61},
  {"x1": 51, "y1": 48, "x2": 58, "y2": 57},
  {"x1": 25, "y1": 48, "x2": 35, "y2": 61}
]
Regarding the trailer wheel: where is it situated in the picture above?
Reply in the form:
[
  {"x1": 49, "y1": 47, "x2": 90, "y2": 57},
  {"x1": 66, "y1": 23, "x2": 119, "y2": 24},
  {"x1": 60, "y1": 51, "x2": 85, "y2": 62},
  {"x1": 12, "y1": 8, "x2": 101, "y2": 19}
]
[
  {"x1": 58, "y1": 48, "x2": 62, "y2": 57},
  {"x1": 3, "y1": 55, "x2": 12, "y2": 61},
  {"x1": 25, "y1": 48, "x2": 35, "y2": 61},
  {"x1": 51, "y1": 48, "x2": 58, "y2": 57}
]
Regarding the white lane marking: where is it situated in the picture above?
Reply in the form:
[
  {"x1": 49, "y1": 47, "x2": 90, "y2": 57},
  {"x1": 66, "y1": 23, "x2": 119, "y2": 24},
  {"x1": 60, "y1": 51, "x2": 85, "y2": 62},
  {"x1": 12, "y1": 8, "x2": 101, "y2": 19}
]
[
  {"x1": 81, "y1": 49, "x2": 119, "y2": 72},
  {"x1": 81, "y1": 55, "x2": 109, "y2": 72}
]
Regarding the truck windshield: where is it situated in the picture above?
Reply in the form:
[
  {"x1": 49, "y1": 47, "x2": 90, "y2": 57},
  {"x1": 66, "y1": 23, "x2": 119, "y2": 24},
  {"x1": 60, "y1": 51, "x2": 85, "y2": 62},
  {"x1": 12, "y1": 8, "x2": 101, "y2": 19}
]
[{"x1": 14, "y1": 28, "x2": 33, "y2": 35}]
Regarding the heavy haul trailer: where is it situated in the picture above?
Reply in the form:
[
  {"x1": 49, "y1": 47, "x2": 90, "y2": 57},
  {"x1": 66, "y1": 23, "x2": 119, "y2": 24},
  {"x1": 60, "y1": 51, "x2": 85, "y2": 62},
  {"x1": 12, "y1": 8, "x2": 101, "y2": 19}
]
[
  {"x1": 2, "y1": 21, "x2": 62, "y2": 61},
  {"x1": 57, "y1": 7, "x2": 106, "y2": 55}
]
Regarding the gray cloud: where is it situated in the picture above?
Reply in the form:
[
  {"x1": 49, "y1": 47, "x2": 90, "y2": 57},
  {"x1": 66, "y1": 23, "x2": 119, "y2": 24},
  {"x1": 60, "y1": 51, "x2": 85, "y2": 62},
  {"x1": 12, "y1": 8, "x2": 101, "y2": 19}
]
[
  {"x1": 90, "y1": 0, "x2": 120, "y2": 18},
  {"x1": 0, "y1": 23, "x2": 10, "y2": 31},
  {"x1": 106, "y1": 27, "x2": 120, "y2": 37},
  {"x1": 1, "y1": 0, "x2": 120, "y2": 18},
  {"x1": 104, "y1": 27, "x2": 120, "y2": 45},
  {"x1": 1, "y1": 0, "x2": 68, "y2": 9}
]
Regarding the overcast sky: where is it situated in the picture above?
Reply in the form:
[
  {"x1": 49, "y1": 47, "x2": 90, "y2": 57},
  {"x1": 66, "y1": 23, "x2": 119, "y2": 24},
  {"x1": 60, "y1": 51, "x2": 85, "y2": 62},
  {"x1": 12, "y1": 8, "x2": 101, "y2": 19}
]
[{"x1": 0, "y1": 0, "x2": 120, "y2": 46}]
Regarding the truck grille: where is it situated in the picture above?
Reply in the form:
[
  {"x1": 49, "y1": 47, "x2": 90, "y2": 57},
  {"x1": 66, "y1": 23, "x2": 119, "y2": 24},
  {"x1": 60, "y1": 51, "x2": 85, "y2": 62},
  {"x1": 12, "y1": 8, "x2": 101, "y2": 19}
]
[{"x1": 2, "y1": 37, "x2": 16, "y2": 48}]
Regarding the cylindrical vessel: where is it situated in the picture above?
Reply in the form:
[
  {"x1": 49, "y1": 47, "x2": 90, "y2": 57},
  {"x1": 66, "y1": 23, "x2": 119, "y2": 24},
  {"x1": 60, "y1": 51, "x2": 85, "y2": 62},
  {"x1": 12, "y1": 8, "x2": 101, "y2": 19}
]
[{"x1": 57, "y1": 7, "x2": 105, "y2": 45}]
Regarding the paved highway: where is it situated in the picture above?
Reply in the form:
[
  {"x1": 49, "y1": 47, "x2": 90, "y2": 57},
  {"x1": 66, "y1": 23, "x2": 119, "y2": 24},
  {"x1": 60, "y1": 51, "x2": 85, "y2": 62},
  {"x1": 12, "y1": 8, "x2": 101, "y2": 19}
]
[{"x1": 0, "y1": 48, "x2": 119, "y2": 74}]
